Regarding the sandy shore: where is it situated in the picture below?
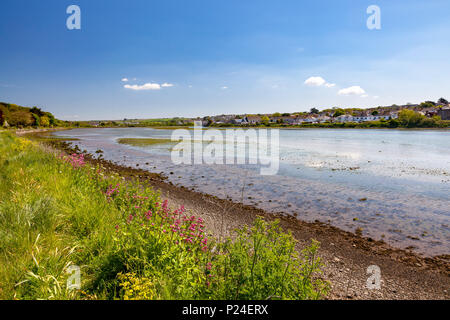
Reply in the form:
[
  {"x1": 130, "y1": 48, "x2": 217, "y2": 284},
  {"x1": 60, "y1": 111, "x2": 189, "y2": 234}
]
[{"x1": 31, "y1": 136, "x2": 450, "y2": 300}]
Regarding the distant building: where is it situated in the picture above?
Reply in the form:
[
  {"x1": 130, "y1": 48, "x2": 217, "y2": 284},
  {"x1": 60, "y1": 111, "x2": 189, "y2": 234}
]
[
  {"x1": 269, "y1": 116, "x2": 293, "y2": 124},
  {"x1": 316, "y1": 115, "x2": 332, "y2": 123},
  {"x1": 233, "y1": 118, "x2": 248, "y2": 125},
  {"x1": 336, "y1": 115, "x2": 353, "y2": 123},
  {"x1": 437, "y1": 108, "x2": 450, "y2": 120},
  {"x1": 246, "y1": 116, "x2": 262, "y2": 124}
]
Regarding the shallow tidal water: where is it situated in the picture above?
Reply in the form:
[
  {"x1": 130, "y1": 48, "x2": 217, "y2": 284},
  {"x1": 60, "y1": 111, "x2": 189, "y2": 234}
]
[{"x1": 52, "y1": 128, "x2": 450, "y2": 256}]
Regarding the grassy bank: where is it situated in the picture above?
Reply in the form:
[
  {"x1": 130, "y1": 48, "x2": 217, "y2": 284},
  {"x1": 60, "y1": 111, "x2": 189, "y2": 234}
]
[
  {"x1": 117, "y1": 138, "x2": 174, "y2": 147},
  {"x1": 0, "y1": 132, "x2": 327, "y2": 300}
]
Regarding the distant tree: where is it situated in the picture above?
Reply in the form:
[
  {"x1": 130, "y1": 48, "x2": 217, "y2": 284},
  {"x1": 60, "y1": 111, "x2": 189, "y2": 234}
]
[
  {"x1": 438, "y1": 97, "x2": 449, "y2": 105},
  {"x1": 261, "y1": 116, "x2": 270, "y2": 124},
  {"x1": 45, "y1": 112, "x2": 57, "y2": 126},
  {"x1": 332, "y1": 109, "x2": 345, "y2": 117},
  {"x1": 40, "y1": 115, "x2": 50, "y2": 127},
  {"x1": 419, "y1": 102, "x2": 435, "y2": 109},
  {"x1": 30, "y1": 107, "x2": 45, "y2": 117},
  {"x1": 398, "y1": 109, "x2": 424, "y2": 127},
  {"x1": 31, "y1": 113, "x2": 40, "y2": 126},
  {"x1": 0, "y1": 108, "x2": 3, "y2": 125},
  {"x1": 310, "y1": 108, "x2": 319, "y2": 114},
  {"x1": 272, "y1": 112, "x2": 281, "y2": 117},
  {"x1": 281, "y1": 113, "x2": 290, "y2": 116},
  {"x1": 8, "y1": 111, "x2": 34, "y2": 127},
  {"x1": 371, "y1": 110, "x2": 379, "y2": 116}
]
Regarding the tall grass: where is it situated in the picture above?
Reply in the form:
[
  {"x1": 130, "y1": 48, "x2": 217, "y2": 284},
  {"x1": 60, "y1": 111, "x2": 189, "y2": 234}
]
[{"x1": 0, "y1": 132, "x2": 328, "y2": 300}]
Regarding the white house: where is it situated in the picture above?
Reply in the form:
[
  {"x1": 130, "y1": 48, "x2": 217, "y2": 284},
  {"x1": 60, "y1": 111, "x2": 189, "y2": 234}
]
[
  {"x1": 233, "y1": 118, "x2": 248, "y2": 125},
  {"x1": 317, "y1": 115, "x2": 332, "y2": 123},
  {"x1": 336, "y1": 115, "x2": 354, "y2": 123}
]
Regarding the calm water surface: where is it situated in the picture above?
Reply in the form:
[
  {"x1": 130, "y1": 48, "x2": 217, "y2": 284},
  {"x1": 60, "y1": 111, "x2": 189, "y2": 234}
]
[{"x1": 53, "y1": 128, "x2": 450, "y2": 256}]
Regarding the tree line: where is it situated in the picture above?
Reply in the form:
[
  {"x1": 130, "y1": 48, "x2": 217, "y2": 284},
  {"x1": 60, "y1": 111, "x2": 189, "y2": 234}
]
[{"x1": 0, "y1": 102, "x2": 64, "y2": 128}]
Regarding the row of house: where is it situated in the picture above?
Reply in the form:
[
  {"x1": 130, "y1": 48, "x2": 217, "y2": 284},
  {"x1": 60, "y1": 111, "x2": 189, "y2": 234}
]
[
  {"x1": 335, "y1": 114, "x2": 397, "y2": 123},
  {"x1": 218, "y1": 112, "x2": 399, "y2": 125},
  {"x1": 154, "y1": 103, "x2": 450, "y2": 127},
  {"x1": 206, "y1": 104, "x2": 450, "y2": 126}
]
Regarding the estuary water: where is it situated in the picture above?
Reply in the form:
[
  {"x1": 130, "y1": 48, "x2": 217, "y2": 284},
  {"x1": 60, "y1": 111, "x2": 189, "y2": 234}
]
[{"x1": 52, "y1": 128, "x2": 450, "y2": 256}]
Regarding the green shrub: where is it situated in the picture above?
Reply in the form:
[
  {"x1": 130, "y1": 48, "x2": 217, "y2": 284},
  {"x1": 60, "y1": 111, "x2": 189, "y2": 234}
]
[{"x1": 209, "y1": 218, "x2": 328, "y2": 300}]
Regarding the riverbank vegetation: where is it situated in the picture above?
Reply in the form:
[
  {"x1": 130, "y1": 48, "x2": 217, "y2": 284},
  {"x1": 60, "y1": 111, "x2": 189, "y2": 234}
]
[
  {"x1": 0, "y1": 102, "x2": 68, "y2": 128},
  {"x1": 0, "y1": 132, "x2": 328, "y2": 300},
  {"x1": 117, "y1": 138, "x2": 174, "y2": 147}
]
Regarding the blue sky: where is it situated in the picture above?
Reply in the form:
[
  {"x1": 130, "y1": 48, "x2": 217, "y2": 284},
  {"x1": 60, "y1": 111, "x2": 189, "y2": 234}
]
[{"x1": 1, "y1": 0, "x2": 449, "y2": 120}]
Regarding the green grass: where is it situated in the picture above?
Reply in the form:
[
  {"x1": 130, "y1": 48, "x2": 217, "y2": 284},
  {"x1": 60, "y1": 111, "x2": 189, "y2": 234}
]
[
  {"x1": 0, "y1": 132, "x2": 328, "y2": 300},
  {"x1": 116, "y1": 138, "x2": 174, "y2": 147}
]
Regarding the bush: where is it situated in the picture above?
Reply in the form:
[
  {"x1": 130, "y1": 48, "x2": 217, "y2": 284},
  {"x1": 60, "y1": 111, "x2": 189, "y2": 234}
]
[{"x1": 209, "y1": 218, "x2": 328, "y2": 300}]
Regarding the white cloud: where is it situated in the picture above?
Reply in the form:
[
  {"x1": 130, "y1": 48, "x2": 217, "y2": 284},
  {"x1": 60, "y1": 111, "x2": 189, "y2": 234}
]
[
  {"x1": 373, "y1": 95, "x2": 379, "y2": 99},
  {"x1": 221, "y1": 86, "x2": 228, "y2": 90},
  {"x1": 121, "y1": 78, "x2": 129, "y2": 82},
  {"x1": 124, "y1": 83, "x2": 161, "y2": 91},
  {"x1": 304, "y1": 76, "x2": 335, "y2": 88},
  {"x1": 304, "y1": 76, "x2": 325, "y2": 86},
  {"x1": 124, "y1": 82, "x2": 175, "y2": 91},
  {"x1": 361, "y1": 94, "x2": 369, "y2": 98},
  {"x1": 338, "y1": 86, "x2": 366, "y2": 96}
]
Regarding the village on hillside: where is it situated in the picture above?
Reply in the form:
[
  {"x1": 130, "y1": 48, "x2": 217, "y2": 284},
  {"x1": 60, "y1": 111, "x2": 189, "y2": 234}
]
[
  {"x1": 191, "y1": 99, "x2": 450, "y2": 126},
  {"x1": 79, "y1": 99, "x2": 450, "y2": 128}
]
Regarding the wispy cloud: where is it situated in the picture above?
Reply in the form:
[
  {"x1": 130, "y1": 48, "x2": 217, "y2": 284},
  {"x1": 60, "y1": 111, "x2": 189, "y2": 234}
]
[
  {"x1": 124, "y1": 83, "x2": 162, "y2": 90},
  {"x1": 121, "y1": 78, "x2": 129, "y2": 82},
  {"x1": 124, "y1": 82, "x2": 174, "y2": 91}
]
